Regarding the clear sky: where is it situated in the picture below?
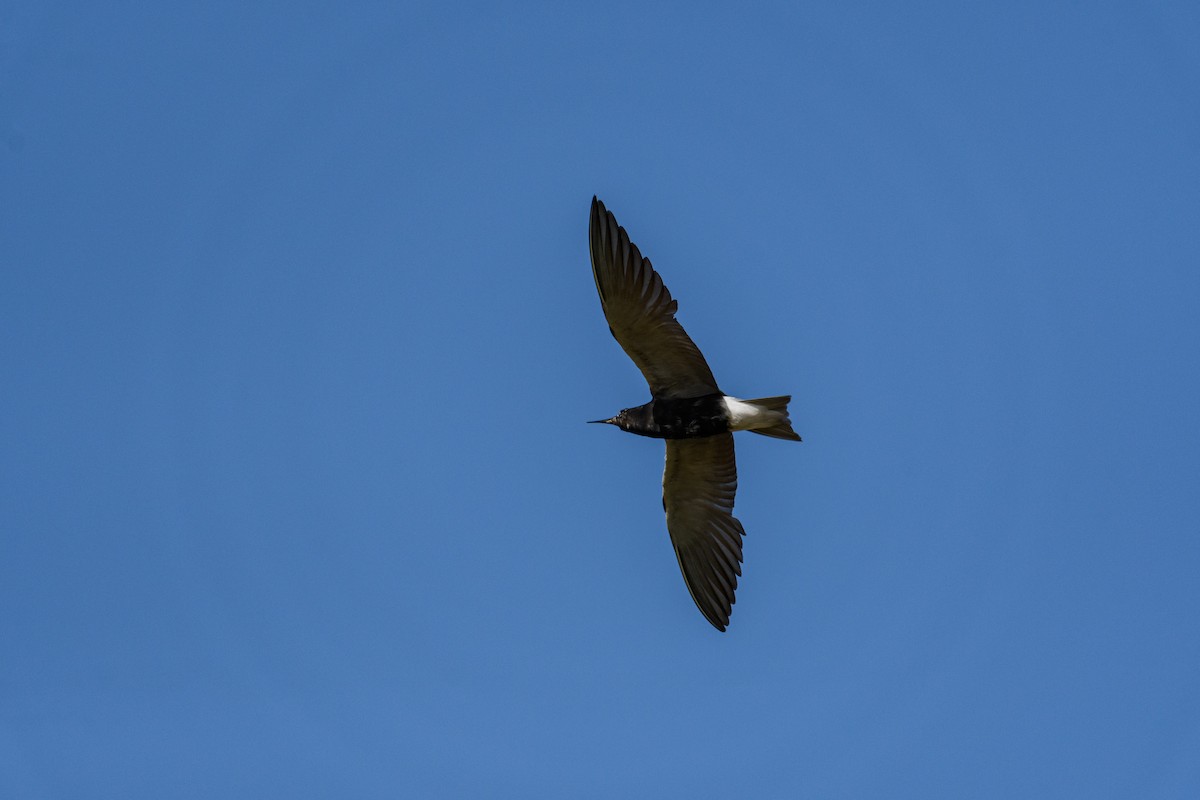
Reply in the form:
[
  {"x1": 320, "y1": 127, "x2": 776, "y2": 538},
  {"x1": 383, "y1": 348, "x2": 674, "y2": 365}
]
[{"x1": 3, "y1": 2, "x2": 1199, "y2": 797}]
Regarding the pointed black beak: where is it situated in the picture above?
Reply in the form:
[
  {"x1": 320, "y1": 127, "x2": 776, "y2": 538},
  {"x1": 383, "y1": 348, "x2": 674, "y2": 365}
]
[{"x1": 587, "y1": 417, "x2": 616, "y2": 425}]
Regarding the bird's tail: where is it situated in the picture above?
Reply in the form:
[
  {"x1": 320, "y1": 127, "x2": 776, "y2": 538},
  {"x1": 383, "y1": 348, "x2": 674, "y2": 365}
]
[{"x1": 742, "y1": 396, "x2": 802, "y2": 441}]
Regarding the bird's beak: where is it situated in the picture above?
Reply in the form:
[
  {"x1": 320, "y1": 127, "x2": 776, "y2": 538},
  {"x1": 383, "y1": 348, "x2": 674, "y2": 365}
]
[{"x1": 587, "y1": 417, "x2": 617, "y2": 425}]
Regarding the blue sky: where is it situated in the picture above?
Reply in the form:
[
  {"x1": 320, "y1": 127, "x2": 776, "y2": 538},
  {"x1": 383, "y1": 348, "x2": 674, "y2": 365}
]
[{"x1": 3, "y1": 1, "x2": 1199, "y2": 796}]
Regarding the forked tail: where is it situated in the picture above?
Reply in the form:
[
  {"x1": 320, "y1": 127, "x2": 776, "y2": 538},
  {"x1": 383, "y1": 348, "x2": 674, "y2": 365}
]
[{"x1": 742, "y1": 395, "x2": 802, "y2": 441}]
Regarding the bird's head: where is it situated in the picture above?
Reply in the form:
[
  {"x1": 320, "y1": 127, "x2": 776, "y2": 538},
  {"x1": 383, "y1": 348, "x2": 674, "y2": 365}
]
[{"x1": 587, "y1": 408, "x2": 632, "y2": 431}]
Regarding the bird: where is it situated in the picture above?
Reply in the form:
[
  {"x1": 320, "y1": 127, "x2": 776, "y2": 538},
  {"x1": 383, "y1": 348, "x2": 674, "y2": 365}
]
[{"x1": 586, "y1": 196, "x2": 801, "y2": 631}]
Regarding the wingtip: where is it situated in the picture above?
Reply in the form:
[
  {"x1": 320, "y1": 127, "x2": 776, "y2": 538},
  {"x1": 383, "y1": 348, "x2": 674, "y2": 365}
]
[
  {"x1": 704, "y1": 602, "x2": 732, "y2": 632},
  {"x1": 701, "y1": 604, "x2": 730, "y2": 632}
]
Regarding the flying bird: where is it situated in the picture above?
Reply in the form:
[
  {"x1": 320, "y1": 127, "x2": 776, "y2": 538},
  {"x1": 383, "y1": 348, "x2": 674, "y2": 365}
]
[{"x1": 587, "y1": 196, "x2": 801, "y2": 631}]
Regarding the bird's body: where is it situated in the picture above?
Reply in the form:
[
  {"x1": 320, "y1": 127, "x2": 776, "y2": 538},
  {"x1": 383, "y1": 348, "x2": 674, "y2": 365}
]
[
  {"x1": 586, "y1": 196, "x2": 801, "y2": 631},
  {"x1": 596, "y1": 394, "x2": 797, "y2": 441}
]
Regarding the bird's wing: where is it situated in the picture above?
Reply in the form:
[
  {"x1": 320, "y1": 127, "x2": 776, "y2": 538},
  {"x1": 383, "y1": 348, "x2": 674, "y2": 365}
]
[
  {"x1": 589, "y1": 197, "x2": 720, "y2": 399},
  {"x1": 663, "y1": 434, "x2": 744, "y2": 631}
]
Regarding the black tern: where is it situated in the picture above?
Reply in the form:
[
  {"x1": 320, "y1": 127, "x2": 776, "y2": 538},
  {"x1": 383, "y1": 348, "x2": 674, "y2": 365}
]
[{"x1": 587, "y1": 196, "x2": 801, "y2": 631}]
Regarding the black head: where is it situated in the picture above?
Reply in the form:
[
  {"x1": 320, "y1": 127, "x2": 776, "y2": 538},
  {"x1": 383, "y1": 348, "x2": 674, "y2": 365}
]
[
  {"x1": 587, "y1": 408, "x2": 632, "y2": 430},
  {"x1": 587, "y1": 405, "x2": 656, "y2": 435}
]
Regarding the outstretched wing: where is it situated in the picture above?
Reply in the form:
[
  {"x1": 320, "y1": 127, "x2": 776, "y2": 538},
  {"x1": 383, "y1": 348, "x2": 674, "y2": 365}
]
[
  {"x1": 663, "y1": 434, "x2": 744, "y2": 631},
  {"x1": 589, "y1": 197, "x2": 720, "y2": 399}
]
